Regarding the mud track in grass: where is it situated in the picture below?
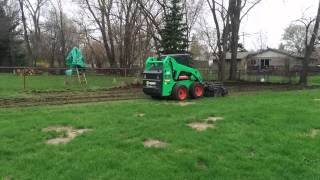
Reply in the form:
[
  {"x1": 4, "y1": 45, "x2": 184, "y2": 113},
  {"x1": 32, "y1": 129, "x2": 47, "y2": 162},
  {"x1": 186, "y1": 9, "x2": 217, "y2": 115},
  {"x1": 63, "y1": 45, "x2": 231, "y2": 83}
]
[
  {"x1": 0, "y1": 82, "x2": 318, "y2": 108},
  {"x1": 0, "y1": 87, "x2": 146, "y2": 108}
]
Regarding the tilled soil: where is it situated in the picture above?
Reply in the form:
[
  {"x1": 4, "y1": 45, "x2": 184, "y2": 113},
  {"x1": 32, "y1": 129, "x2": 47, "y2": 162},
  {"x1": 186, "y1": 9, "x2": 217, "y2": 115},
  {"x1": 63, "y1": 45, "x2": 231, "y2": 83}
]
[
  {"x1": 0, "y1": 87, "x2": 146, "y2": 108},
  {"x1": 0, "y1": 82, "x2": 317, "y2": 108}
]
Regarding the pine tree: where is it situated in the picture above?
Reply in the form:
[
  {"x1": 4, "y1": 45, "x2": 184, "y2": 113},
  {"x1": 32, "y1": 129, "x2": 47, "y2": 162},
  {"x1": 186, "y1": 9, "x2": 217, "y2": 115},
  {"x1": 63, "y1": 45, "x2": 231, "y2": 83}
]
[
  {"x1": 160, "y1": 0, "x2": 188, "y2": 54},
  {"x1": 0, "y1": 1, "x2": 25, "y2": 66}
]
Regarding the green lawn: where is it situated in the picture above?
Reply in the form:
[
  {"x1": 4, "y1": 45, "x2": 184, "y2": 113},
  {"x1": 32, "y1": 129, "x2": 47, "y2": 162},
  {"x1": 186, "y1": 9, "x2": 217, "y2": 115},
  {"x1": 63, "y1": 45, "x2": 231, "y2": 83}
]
[
  {"x1": 241, "y1": 74, "x2": 320, "y2": 85},
  {"x1": 1, "y1": 90, "x2": 320, "y2": 179},
  {"x1": 0, "y1": 74, "x2": 136, "y2": 98}
]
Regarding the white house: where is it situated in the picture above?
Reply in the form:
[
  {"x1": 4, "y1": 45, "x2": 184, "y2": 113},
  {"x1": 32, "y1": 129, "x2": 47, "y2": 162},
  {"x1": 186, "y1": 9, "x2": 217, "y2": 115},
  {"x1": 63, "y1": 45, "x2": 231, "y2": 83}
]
[{"x1": 246, "y1": 48, "x2": 319, "y2": 72}]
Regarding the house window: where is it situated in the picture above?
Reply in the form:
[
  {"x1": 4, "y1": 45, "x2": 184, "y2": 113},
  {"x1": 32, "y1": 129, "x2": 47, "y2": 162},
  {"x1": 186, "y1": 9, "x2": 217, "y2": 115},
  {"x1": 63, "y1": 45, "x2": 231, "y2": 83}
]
[
  {"x1": 260, "y1": 59, "x2": 270, "y2": 69},
  {"x1": 250, "y1": 60, "x2": 256, "y2": 65}
]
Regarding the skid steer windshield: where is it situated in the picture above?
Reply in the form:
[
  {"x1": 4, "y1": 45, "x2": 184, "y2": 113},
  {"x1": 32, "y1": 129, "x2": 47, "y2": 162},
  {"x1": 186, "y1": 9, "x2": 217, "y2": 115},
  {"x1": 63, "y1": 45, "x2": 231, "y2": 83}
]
[
  {"x1": 161, "y1": 54, "x2": 194, "y2": 67},
  {"x1": 150, "y1": 63, "x2": 163, "y2": 71}
]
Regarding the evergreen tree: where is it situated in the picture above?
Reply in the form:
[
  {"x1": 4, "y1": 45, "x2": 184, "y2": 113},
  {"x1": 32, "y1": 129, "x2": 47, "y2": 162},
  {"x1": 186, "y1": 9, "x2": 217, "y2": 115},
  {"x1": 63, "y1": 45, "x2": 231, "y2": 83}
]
[
  {"x1": 160, "y1": 0, "x2": 188, "y2": 54},
  {"x1": 0, "y1": 1, "x2": 25, "y2": 66}
]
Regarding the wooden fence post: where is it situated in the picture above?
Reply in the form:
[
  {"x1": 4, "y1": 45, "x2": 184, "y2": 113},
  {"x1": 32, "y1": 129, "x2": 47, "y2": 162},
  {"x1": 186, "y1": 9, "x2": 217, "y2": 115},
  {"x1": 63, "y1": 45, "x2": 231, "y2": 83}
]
[{"x1": 23, "y1": 68, "x2": 26, "y2": 90}]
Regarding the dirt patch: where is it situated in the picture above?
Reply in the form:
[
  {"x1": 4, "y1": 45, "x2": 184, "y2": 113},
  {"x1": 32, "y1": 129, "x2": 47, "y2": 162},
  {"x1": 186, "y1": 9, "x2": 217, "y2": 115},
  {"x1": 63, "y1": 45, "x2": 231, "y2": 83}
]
[
  {"x1": 188, "y1": 122, "x2": 214, "y2": 131},
  {"x1": 177, "y1": 102, "x2": 195, "y2": 106},
  {"x1": 307, "y1": 128, "x2": 320, "y2": 138},
  {"x1": 206, "y1": 116, "x2": 224, "y2": 123},
  {"x1": 175, "y1": 149, "x2": 186, "y2": 153},
  {"x1": 248, "y1": 151, "x2": 255, "y2": 159},
  {"x1": 196, "y1": 160, "x2": 208, "y2": 170},
  {"x1": 3, "y1": 177, "x2": 12, "y2": 180},
  {"x1": 135, "y1": 113, "x2": 145, "y2": 117},
  {"x1": 143, "y1": 139, "x2": 167, "y2": 148},
  {"x1": 42, "y1": 126, "x2": 92, "y2": 145},
  {"x1": 0, "y1": 87, "x2": 144, "y2": 108}
]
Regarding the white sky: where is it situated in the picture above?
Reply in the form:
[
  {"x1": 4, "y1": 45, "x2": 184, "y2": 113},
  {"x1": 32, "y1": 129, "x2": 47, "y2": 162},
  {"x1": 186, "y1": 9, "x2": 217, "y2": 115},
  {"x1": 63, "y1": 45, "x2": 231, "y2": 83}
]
[
  {"x1": 240, "y1": 0, "x2": 318, "y2": 50},
  {"x1": 64, "y1": 0, "x2": 319, "y2": 51}
]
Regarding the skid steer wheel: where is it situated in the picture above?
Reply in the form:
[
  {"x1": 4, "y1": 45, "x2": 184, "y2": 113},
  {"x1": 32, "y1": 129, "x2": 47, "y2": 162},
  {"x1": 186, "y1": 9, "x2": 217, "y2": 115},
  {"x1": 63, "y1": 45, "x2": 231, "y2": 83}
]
[
  {"x1": 151, "y1": 95, "x2": 162, "y2": 100},
  {"x1": 173, "y1": 85, "x2": 188, "y2": 101},
  {"x1": 190, "y1": 82, "x2": 204, "y2": 99}
]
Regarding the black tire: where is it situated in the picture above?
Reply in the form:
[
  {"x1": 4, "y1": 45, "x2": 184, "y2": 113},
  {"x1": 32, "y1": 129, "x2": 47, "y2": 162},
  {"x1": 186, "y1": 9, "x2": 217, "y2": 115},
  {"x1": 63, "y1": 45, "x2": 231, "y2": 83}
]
[
  {"x1": 151, "y1": 95, "x2": 162, "y2": 100},
  {"x1": 214, "y1": 88, "x2": 222, "y2": 97},
  {"x1": 221, "y1": 88, "x2": 228, "y2": 96},
  {"x1": 172, "y1": 84, "x2": 188, "y2": 101},
  {"x1": 189, "y1": 82, "x2": 204, "y2": 99}
]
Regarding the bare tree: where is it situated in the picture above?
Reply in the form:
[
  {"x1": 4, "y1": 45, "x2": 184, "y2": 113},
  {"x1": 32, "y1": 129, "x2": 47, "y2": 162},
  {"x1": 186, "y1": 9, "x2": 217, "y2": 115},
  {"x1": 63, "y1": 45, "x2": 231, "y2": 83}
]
[
  {"x1": 253, "y1": 30, "x2": 268, "y2": 50},
  {"x1": 42, "y1": 9, "x2": 59, "y2": 67},
  {"x1": 41, "y1": 2, "x2": 83, "y2": 68},
  {"x1": 57, "y1": 0, "x2": 66, "y2": 66},
  {"x1": 198, "y1": 18, "x2": 217, "y2": 55},
  {"x1": 116, "y1": 0, "x2": 142, "y2": 67},
  {"x1": 77, "y1": 0, "x2": 117, "y2": 67},
  {"x1": 281, "y1": 24, "x2": 307, "y2": 54},
  {"x1": 185, "y1": 0, "x2": 204, "y2": 49},
  {"x1": 76, "y1": 16, "x2": 104, "y2": 68},
  {"x1": 18, "y1": 0, "x2": 32, "y2": 64},
  {"x1": 137, "y1": 0, "x2": 166, "y2": 52},
  {"x1": 300, "y1": 0, "x2": 320, "y2": 85},
  {"x1": 47, "y1": 0, "x2": 69, "y2": 67},
  {"x1": 0, "y1": 0, "x2": 24, "y2": 66},
  {"x1": 18, "y1": 0, "x2": 49, "y2": 66},
  {"x1": 228, "y1": 0, "x2": 261, "y2": 80},
  {"x1": 206, "y1": 0, "x2": 231, "y2": 81}
]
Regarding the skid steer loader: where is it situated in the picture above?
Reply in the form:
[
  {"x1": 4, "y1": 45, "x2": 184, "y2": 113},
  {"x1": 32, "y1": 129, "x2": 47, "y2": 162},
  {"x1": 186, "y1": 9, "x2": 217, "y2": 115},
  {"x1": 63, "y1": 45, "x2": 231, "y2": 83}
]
[{"x1": 143, "y1": 54, "x2": 227, "y2": 101}]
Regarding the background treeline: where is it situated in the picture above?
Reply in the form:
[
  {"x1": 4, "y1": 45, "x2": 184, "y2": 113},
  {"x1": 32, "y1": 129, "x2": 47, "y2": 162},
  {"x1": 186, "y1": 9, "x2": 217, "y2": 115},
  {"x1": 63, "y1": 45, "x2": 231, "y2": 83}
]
[
  {"x1": 0, "y1": 0, "x2": 259, "y2": 71},
  {"x1": 1, "y1": 0, "x2": 320, "y2": 83}
]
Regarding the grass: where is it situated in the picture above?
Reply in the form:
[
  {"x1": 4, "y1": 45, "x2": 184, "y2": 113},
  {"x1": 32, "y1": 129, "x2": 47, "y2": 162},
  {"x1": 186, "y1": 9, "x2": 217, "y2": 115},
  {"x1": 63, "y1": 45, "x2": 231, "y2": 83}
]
[
  {"x1": 1, "y1": 89, "x2": 320, "y2": 179},
  {"x1": 0, "y1": 74, "x2": 137, "y2": 98},
  {"x1": 241, "y1": 74, "x2": 320, "y2": 85}
]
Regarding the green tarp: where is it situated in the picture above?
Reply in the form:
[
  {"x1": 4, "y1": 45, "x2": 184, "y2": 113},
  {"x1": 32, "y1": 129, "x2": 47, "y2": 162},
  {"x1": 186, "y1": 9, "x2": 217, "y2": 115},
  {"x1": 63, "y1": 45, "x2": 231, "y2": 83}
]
[{"x1": 66, "y1": 47, "x2": 87, "y2": 68}]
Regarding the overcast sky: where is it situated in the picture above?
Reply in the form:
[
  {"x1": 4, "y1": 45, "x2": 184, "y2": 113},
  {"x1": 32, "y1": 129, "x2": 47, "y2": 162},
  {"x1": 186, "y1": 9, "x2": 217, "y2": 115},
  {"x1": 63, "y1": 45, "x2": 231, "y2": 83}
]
[
  {"x1": 240, "y1": 0, "x2": 318, "y2": 50},
  {"x1": 65, "y1": 0, "x2": 319, "y2": 51}
]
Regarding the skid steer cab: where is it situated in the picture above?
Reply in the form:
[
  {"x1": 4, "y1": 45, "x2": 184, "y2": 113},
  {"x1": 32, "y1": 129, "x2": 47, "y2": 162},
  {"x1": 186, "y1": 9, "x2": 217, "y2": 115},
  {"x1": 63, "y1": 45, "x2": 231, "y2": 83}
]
[{"x1": 142, "y1": 54, "x2": 227, "y2": 101}]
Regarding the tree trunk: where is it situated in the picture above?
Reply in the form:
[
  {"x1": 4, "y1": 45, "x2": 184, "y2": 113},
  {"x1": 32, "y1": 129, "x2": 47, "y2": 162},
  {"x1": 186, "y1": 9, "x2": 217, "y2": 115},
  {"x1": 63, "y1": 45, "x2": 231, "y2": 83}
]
[
  {"x1": 299, "y1": 0, "x2": 320, "y2": 85},
  {"x1": 207, "y1": 0, "x2": 230, "y2": 82},
  {"x1": 18, "y1": 0, "x2": 33, "y2": 65},
  {"x1": 217, "y1": 52, "x2": 226, "y2": 81},
  {"x1": 59, "y1": 1, "x2": 66, "y2": 67},
  {"x1": 300, "y1": 55, "x2": 309, "y2": 85},
  {"x1": 84, "y1": 0, "x2": 116, "y2": 68},
  {"x1": 229, "y1": 0, "x2": 241, "y2": 80},
  {"x1": 105, "y1": 3, "x2": 116, "y2": 67}
]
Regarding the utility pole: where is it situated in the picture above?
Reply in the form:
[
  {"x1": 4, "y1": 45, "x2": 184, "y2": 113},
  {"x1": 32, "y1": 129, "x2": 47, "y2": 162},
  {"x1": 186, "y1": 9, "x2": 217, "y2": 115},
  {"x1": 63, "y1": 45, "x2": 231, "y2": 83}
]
[
  {"x1": 239, "y1": 31, "x2": 261, "y2": 49},
  {"x1": 242, "y1": 32, "x2": 245, "y2": 45}
]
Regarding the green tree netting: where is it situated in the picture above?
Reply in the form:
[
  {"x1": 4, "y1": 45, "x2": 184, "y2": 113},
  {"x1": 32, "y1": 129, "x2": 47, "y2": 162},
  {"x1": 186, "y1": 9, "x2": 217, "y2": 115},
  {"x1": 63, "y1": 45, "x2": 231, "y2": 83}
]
[{"x1": 66, "y1": 47, "x2": 87, "y2": 68}]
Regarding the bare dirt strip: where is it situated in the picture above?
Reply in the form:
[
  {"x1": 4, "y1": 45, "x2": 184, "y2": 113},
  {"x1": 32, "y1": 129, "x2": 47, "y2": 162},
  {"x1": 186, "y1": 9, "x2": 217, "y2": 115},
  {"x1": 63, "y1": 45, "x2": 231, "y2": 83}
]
[
  {"x1": 0, "y1": 87, "x2": 146, "y2": 108},
  {"x1": 0, "y1": 82, "x2": 318, "y2": 108}
]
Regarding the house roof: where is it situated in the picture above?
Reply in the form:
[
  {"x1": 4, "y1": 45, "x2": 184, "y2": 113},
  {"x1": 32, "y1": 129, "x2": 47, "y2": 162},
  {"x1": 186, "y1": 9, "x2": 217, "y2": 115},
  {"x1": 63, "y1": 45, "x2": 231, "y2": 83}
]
[
  {"x1": 225, "y1": 51, "x2": 251, "y2": 60},
  {"x1": 212, "y1": 48, "x2": 319, "y2": 62},
  {"x1": 247, "y1": 48, "x2": 304, "y2": 59}
]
